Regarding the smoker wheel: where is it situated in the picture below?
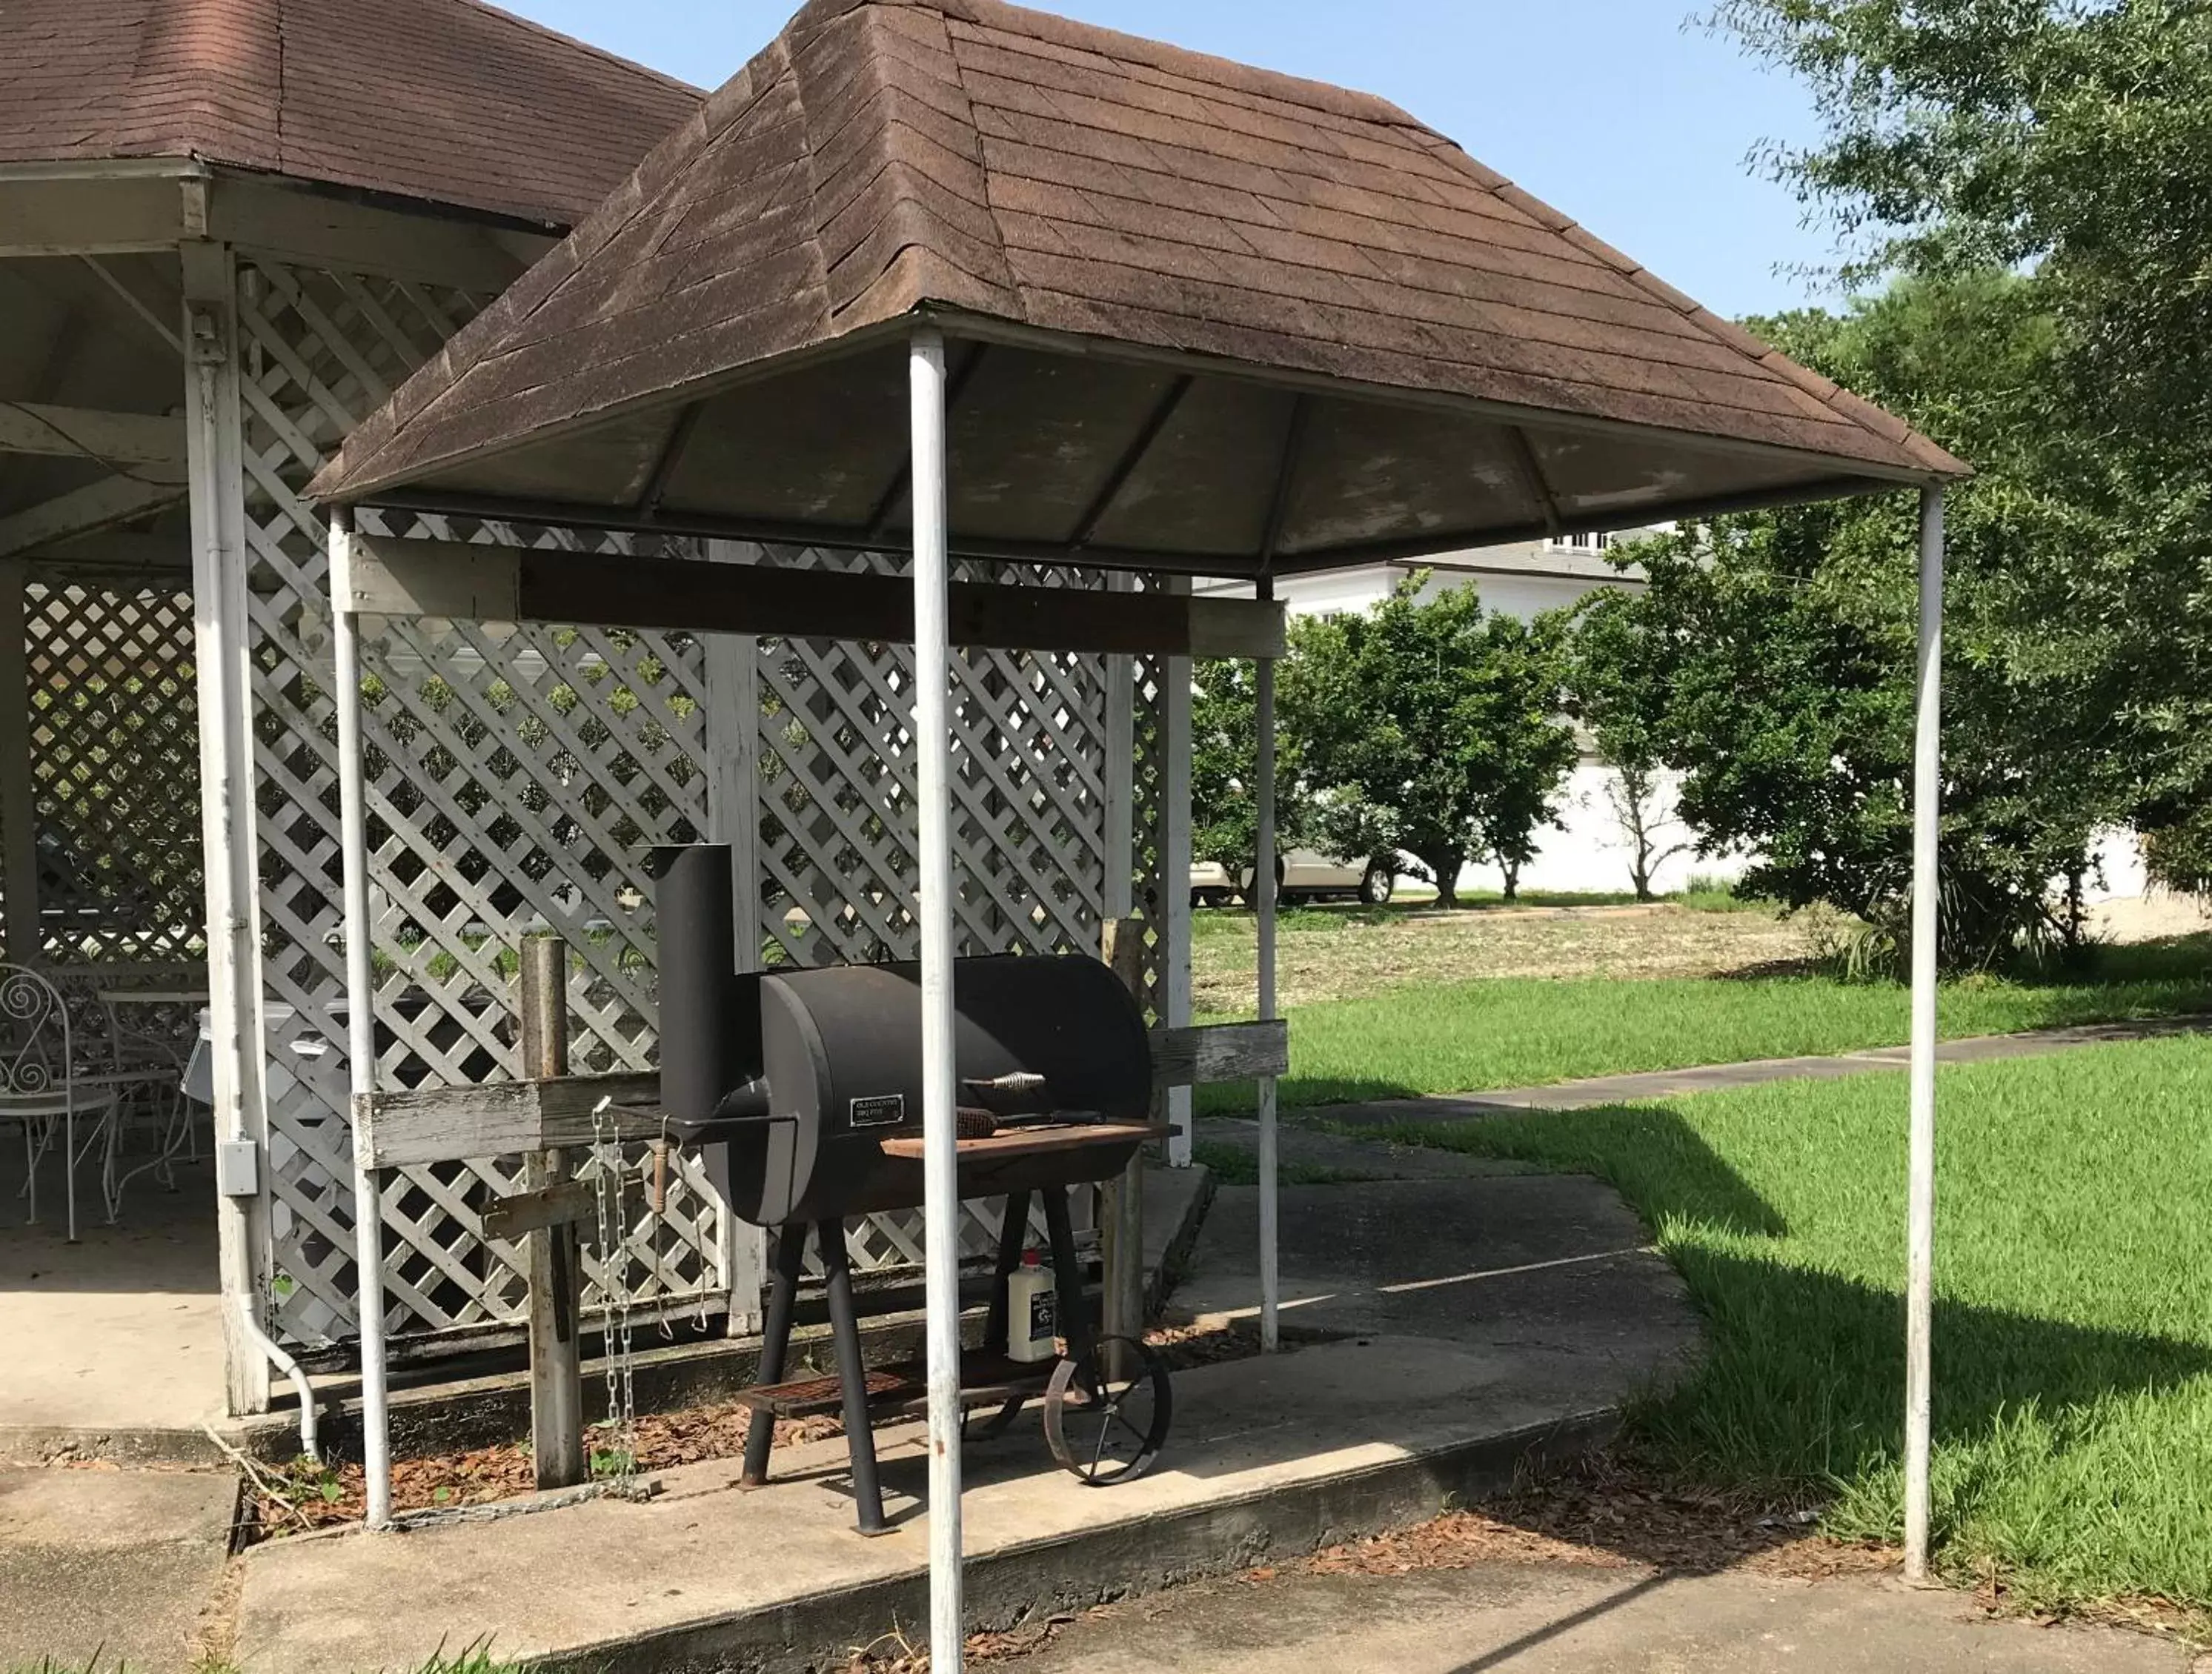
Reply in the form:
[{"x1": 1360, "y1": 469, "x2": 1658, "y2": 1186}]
[{"x1": 1043, "y1": 1335, "x2": 1172, "y2": 1485}]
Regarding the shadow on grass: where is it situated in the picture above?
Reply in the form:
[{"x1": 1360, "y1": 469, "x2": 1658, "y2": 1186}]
[{"x1": 1404, "y1": 1102, "x2": 2212, "y2": 1521}]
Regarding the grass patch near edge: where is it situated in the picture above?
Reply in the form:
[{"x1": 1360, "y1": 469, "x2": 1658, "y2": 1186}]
[
  {"x1": 1195, "y1": 934, "x2": 2212, "y2": 1112},
  {"x1": 1384, "y1": 1032, "x2": 2212, "y2": 1614}
]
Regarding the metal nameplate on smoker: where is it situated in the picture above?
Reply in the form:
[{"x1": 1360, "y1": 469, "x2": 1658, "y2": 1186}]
[{"x1": 849, "y1": 1093, "x2": 906, "y2": 1129}]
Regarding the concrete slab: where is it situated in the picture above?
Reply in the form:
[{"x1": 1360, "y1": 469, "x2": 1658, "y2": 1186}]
[
  {"x1": 0, "y1": 1465, "x2": 236, "y2": 1669},
  {"x1": 1197, "y1": 1118, "x2": 1540, "y2": 1180},
  {"x1": 0, "y1": 1157, "x2": 229, "y2": 1460},
  {"x1": 1014, "y1": 1564, "x2": 2189, "y2": 1673},
  {"x1": 233, "y1": 1173, "x2": 1698, "y2": 1674},
  {"x1": 1175, "y1": 1175, "x2": 1696, "y2": 1375}
]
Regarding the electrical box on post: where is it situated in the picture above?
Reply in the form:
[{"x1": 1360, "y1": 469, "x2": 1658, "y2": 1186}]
[{"x1": 215, "y1": 1138, "x2": 259, "y2": 1198}]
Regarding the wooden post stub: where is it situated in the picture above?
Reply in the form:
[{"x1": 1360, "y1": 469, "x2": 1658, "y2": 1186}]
[{"x1": 518, "y1": 936, "x2": 587, "y2": 1489}]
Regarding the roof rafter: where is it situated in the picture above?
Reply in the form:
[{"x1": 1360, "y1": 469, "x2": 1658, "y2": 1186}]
[{"x1": 0, "y1": 476, "x2": 186, "y2": 559}]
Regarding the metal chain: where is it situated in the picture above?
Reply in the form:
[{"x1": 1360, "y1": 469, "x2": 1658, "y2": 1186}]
[{"x1": 588, "y1": 1096, "x2": 639, "y2": 1497}]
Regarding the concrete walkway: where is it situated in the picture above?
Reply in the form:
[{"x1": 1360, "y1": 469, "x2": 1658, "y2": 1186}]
[
  {"x1": 0, "y1": 1161, "x2": 230, "y2": 1460},
  {"x1": 232, "y1": 1169, "x2": 1698, "y2": 1674},
  {"x1": 1324, "y1": 1014, "x2": 2212, "y2": 1128},
  {"x1": 0, "y1": 1465, "x2": 236, "y2": 1669},
  {"x1": 1017, "y1": 1562, "x2": 2196, "y2": 1673}
]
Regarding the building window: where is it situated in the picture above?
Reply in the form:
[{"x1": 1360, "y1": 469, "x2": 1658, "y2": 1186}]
[{"x1": 1549, "y1": 531, "x2": 1612, "y2": 552}]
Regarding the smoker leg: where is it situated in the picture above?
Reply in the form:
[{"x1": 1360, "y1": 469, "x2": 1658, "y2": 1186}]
[
  {"x1": 740, "y1": 1221, "x2": 807, "y2": 1489},
  {"x1": 1041, "y1": 1186, "x2": 1090, "y2": 1365},
  {"x1": 817, "y1": 1217, "x2": 889, "y2": 1536},
  {"x1": 982, "y1": 1189, "x2": 1033, "y2": 1356}
]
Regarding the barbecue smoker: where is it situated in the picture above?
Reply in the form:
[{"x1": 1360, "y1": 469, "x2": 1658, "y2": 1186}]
[{"x1": 651, "y1": 846, "x2": 1173, "y2": 1535}]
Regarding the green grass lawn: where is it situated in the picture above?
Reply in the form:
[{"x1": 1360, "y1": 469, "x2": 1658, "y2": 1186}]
[
  {"x1": 1196, "y1": 935, "x2": 2212, "y2": 1112},
  {"x1": 1381, "y1": 1033, "x2": 2212, "y2": 1614}
]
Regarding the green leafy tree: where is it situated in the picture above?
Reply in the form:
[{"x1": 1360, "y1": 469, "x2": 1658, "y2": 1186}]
[
  {"x1": 1608, "y1": 273, "x2": 2139, "y2": 966},
  {"x1": 1281, "y1": 578, "x2": 1578, "y2": 907},
  {"x1": 1570, "y1": 591, "x2": 1693, "y2": 901},
  {"x1": 1189, "y1": 656, "x2": 1314, "y2": 886},
  {"x1": 1714, "y1": 0, "x2": 2212, "y2": 893}
]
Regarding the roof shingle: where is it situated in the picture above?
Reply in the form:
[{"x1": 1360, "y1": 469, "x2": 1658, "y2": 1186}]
[
  {"x1": 313, "y1": 0, "x2": 1964, "y2": 508},
  {"x1": 0, "y1": 0, "x2": 703, "y2": 228}
]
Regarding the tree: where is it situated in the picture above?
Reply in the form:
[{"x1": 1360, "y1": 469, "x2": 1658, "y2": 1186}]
[
  {"x1": 1713, "y1": 0, "x2": 2212, "y2": 893},
  {"x1": 1570, "y1": 591, "x2": 1693, "y2": 902},
  {"x1": 1189, "y1": 656, "x2": 1314, "y2": 885},
  {"x1": 1281, "y1": 577, "x2": 1578, "y2": 908},
  {"x1": 1606, "y1": 273, "x2": 2140, "y2": 967}
]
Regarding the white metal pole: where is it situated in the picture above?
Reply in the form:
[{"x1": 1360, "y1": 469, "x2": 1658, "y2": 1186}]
[
  {"x1": 1162, "y1": 599, "x2": 1195, "y2": 1167},
  {"x1": 1253, "y1": 579, "x2": 1281, "y2": 1352},
  {"x1": 910, "y1": 327, "x2": 964, "y2": 1670},
  {"x1": 1902, "y1": 485, "x2": 1944, "y2": 1581},
  {"x1": 329, "y1": 511, "x2": 393, "y2": 1530}
]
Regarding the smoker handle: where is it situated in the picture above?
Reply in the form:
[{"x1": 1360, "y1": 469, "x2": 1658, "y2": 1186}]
[
  {"x1": 965, "y1": 1071, "x2": 1048, "y2": 1097},
  {"x1": 662, "y1": 1076, "x2": 784, "y2": 1146}
]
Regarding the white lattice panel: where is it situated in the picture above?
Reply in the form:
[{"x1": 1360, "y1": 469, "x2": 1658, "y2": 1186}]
[
  {"x1": 18, "y1": 582, "x2": 202, "y2": 963},
  {"x1": 227, "y1": 257, "x2": 1175, "y2": 1346},
  {"x1": 748, "y1": 548, "x2": 1135, "y2": 1272},
  {"x1": 235, "y1": 259, "x2": 728, "y2": 1343}
]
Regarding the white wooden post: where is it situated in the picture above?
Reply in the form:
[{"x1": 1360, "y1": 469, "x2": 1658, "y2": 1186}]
[
  {"x1": 911, "y1": 326, "x2": 965, "y2": 1670},
  {"x1": 1903, "y1": 485, "x2": 1944, "y2": 1580},
  {"x1": 1103, "y1": 577, "x2": 1136, "y2": 927},
  {"x1": 702, "y1": 538, "x2": 766, "y2": 1336},
  {"x1": 0, "y1": 560, "x2": 38, "y2": 962},
  {"x1": 182, "y1": 240, "x2": 273, "y2": 1416},
  {"x1": 328, "y1": 510, "x2": 393, "y2": 1529},
  {"x1": 1099, "y1": 592, "x2": 1143, "y2": 1365},
  {"x1": 1162, "y1": 583, "x2": 1194, "y2": 1167},
  {"x1": 1254, "y1": 578, "x2": 1281, "y2": 1352}
]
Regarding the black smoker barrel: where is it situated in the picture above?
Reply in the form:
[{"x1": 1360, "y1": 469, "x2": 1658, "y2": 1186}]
[
  {"x1": 648, "y1": 845, "x2": 1172, "y2": 1530},
  {"x1": 651, "y1": 844, "x2": 1155, "y2": 1227}
]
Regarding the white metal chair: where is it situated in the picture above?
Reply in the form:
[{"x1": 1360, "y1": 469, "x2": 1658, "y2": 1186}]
[
  {"x1": 0, "y1": 962, "x2": 119, "y2": 1242},
  {"x1": 90, "y1": 985, "x2": 199, "y2": 1206}
]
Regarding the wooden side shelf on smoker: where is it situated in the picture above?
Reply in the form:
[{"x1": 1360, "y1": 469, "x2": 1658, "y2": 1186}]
[{"x1": 875, "y1": 1120, "x2": 1172, "y2": 1162}]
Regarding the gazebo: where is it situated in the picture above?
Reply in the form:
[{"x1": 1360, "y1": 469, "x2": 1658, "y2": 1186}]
[
  {"x1": 0, "y1": 0, "x2": 699, "y2": 1415},
  {"x1": 3, "y1": 0, "x2": 1206, "y2": 1459},
  {"x1": 309, "y1": 0, "x2": 1968, "y2": 1663}
]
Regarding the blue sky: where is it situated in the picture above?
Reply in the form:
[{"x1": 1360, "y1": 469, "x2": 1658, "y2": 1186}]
[{"x1": 502, "y1": 0, "x2": 1846, "y2": 322}]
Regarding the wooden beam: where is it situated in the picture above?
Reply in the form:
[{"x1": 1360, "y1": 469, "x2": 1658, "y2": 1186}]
[
  {"x1": 352, "y1": 1072, "x2": 661, "y2": 1169},
  {"x1": 482, "y1": 1177, "x2": 596, "y2": 1242},
  {"x1": 0, "y1": 175, "x2": 190, "y2": 257},
  {"x1": 0, "y1": 402, "x2": 186, "y2": 468},
  {"x1": 517, "y1": 937, "x2": 587, "y2": 1492},
  {"x1": 340, "y1": 534, "x2": 1288, "y2": 657},
  {"x1": 209, "y1": 175, "x2": 539, "y2": 292},
  {"x1": 1149, "y1": 1019, "x2": 1290, "y2": 1087},
  {"x1": 0, "y1": 476, "x2": 187, "y2": 559},
  {"x1": 356, "y1": 1021, "x2": 1288, "y2": 1168}
]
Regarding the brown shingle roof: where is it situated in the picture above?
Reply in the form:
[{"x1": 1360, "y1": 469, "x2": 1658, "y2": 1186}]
[
  {"x1": 0, "y1": 0, "x2": 703, "y2": 228},
  {"x1": 313, "y1": 0, "x2": 1963, "y2": 540}
]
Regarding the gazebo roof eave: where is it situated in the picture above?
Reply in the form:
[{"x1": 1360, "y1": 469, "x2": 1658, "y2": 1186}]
[
  {"x1": 336, "y1": 459, "x2": 1919, "y2": 586},
  {"x1": 314, "y1": 308, "x2": 1960, "y2": 583}
]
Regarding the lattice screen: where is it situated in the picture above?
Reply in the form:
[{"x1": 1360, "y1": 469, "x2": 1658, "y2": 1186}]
[
  {"x1": 743, "y1": 547, "x2": 1153, "y2": 1269},
  {"x1": 18, "y1": 580, "x2": 202, "y2": 963},
  {"x1": 228, "y1": 258, "x2": 1172, "y2": 1349}
]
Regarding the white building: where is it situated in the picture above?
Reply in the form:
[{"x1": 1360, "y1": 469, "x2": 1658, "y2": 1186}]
[{"x1": 1211, "y1": 538, "x2": 2160, "y2": 909}]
